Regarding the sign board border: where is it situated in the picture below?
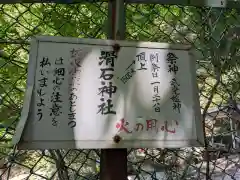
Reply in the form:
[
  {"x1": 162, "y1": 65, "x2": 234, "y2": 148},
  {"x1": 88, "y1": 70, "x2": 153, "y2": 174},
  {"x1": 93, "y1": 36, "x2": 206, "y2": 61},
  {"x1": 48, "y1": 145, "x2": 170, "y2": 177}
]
[{"x1": 13, "y1": 35, "x2": 205, "y2": 149}]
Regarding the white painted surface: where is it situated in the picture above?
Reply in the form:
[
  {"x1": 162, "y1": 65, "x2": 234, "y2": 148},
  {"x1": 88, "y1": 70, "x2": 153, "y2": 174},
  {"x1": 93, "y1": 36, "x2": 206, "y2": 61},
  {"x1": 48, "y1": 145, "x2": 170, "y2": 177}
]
[{"x1": 13, "y1": 36, "x2": 204, "y2": 149}]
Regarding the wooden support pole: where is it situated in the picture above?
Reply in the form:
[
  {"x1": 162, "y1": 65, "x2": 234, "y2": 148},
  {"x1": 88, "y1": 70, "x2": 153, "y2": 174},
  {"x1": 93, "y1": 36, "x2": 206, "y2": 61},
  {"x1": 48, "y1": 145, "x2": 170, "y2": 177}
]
[
  {"x1": 100, "y1": 0, "x2": 127, "y2": 180},
  {"x1": 100, "y1": 149, "x2": 128, "y2": 180}
]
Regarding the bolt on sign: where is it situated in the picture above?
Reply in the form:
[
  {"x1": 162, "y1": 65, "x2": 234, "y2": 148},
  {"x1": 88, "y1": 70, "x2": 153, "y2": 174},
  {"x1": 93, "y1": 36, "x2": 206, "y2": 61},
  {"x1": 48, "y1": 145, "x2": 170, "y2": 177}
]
[{"x1": 13, "y1": 36, "x2": 204, "y2": 149}]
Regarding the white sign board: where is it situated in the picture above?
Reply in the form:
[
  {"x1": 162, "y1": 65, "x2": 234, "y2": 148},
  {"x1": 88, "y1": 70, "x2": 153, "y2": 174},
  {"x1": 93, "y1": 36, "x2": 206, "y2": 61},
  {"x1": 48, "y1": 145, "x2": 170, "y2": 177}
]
[{"x1": 13, "y1": 36, "x2": 204, "y2": 149}]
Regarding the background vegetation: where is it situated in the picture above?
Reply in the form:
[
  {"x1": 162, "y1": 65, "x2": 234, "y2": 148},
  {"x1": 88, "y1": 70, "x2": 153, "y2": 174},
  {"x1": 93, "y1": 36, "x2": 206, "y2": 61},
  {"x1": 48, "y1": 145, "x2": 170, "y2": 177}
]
[{"x1": 0, "y1": 2, "x2": 240, "y2": 179}]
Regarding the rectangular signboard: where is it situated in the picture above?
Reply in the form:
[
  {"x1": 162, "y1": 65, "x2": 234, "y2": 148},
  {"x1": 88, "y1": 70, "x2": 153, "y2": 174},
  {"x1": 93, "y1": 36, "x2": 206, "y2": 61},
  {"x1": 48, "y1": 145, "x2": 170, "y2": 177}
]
[{"x1": 13, "y1": 36, "x2": 204, "y2": 149}]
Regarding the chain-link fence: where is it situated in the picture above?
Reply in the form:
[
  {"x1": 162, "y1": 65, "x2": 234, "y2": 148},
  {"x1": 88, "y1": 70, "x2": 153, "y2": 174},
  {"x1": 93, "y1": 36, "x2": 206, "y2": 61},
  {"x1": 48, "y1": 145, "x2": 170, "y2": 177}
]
[{"x1": 1, "y1": 2, "x2": 240, "y2": 180}]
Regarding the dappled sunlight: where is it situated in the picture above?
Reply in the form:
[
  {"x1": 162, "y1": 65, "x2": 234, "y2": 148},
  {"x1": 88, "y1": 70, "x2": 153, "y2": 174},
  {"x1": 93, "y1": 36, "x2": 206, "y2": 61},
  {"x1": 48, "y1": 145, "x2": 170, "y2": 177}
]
[{"x1": 1, "y1": 2, "x2": 240, "y2": 180}]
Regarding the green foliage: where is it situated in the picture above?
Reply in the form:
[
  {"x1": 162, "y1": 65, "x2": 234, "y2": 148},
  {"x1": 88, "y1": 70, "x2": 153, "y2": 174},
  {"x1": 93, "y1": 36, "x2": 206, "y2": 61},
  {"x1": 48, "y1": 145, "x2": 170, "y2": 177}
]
[
  {"x1": 0, "y1": 3, "x2": 240, "y2": 179},
  {"x1": 0, "y1": 3, "x2": 239, "y2": 129}
]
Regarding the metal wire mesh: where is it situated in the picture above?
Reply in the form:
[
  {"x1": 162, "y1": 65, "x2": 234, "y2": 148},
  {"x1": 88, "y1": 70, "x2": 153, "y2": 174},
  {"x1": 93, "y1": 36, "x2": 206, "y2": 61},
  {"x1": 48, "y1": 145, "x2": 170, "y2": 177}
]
[{"x1": 1, "y1": 2, "x2": 240, "y2": 180}]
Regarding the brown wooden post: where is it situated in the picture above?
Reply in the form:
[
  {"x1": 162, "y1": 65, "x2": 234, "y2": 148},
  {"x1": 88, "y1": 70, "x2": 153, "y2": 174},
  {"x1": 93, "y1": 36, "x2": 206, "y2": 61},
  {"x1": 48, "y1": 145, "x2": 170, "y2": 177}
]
[{"x1": 100, "y1": 0, "x2": 128, "y2": 180}]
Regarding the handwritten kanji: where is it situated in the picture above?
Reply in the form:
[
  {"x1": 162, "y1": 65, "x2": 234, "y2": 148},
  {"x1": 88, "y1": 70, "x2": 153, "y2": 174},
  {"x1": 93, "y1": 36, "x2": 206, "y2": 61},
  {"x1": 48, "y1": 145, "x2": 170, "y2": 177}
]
[
  {"x1": 51, "y1": 92, "x2": 62, "y2": 103},
  {"x1": 146, "y1": 119, "x2": 157, "y2": 131},
  {"x1": 40, "y1": 57, "x2": 51, "y2": 68},
  {"x1": 167, "y1": 53, "x2": 178, "y2": 63},
  {"x1": 116, "y1": 118, "x2": 132, "y2": 133},
  {"x1": 152, "y1": 72, "x2": 158, "y2": 78},
  {"x1": 152, "y1": 94, "x2": 161, "y2": 103},
  {"x1": 99, "y1": 68, "x2": 114, "y2": 80},
  {"x1": 151, "y1": 81, "x2": 160, "y2": 85},
  {"x1": 97, "y1": 98, "x2": 116, "y2": 115},
  {"x1": 50, "y1": 102, "x2": 62, "y2": 116},
  {"x1": 53, "y1": 76, "x2": 63, "y2": 85},
  {"x1": 54, "y1": 68, "x2": 65, "y2": 76},
  {"x1": 153, "y1": 85, "x2": 159, "y2": 94},
  {"x1": 170, "y1": 94, "x2": 180, "y2": 102},
  {"x1": 153, "y1": 103, "x2": 161, "y2": 112},
  {"x1": 168, "y1": 64, "x2": 178, "y2": 74},
  {"x1": 99, "y1": 50, "x2": 117, "y2": 67},
  {"x1": 164, "y1": 121, "x2": 176, "y2": 133},
  {"x1": 70, "y1": 48, "x2": 85, "y2": 67},
  {"x1": 136, "y1": 52, "x2": 147, "y2": 70},
  {"x1": 114, "y1": 118, "x2": 179, "y2": 134},
  {"x1": 150, "y1": 53, "x2": 159, "y2": 62},
  {"x1": 151, "y1": 63, "x2": 160, "y2": 72},
  {"x1": 98, "y1": 81, "x2": 117, "y2": 98},
  {"x1": 173, "y1": 102, "x2": 181, "y2": 113},
  {"x1": 167, "y1": 53, "x2": 178, "y2": 74}
]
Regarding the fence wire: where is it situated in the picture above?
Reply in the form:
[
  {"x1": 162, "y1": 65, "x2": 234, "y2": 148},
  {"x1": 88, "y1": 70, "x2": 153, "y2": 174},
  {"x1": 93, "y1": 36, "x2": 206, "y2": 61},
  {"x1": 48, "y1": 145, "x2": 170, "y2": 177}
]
[{"x1": 0, "y1": 2, "x2": 240, "y2": 180}]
